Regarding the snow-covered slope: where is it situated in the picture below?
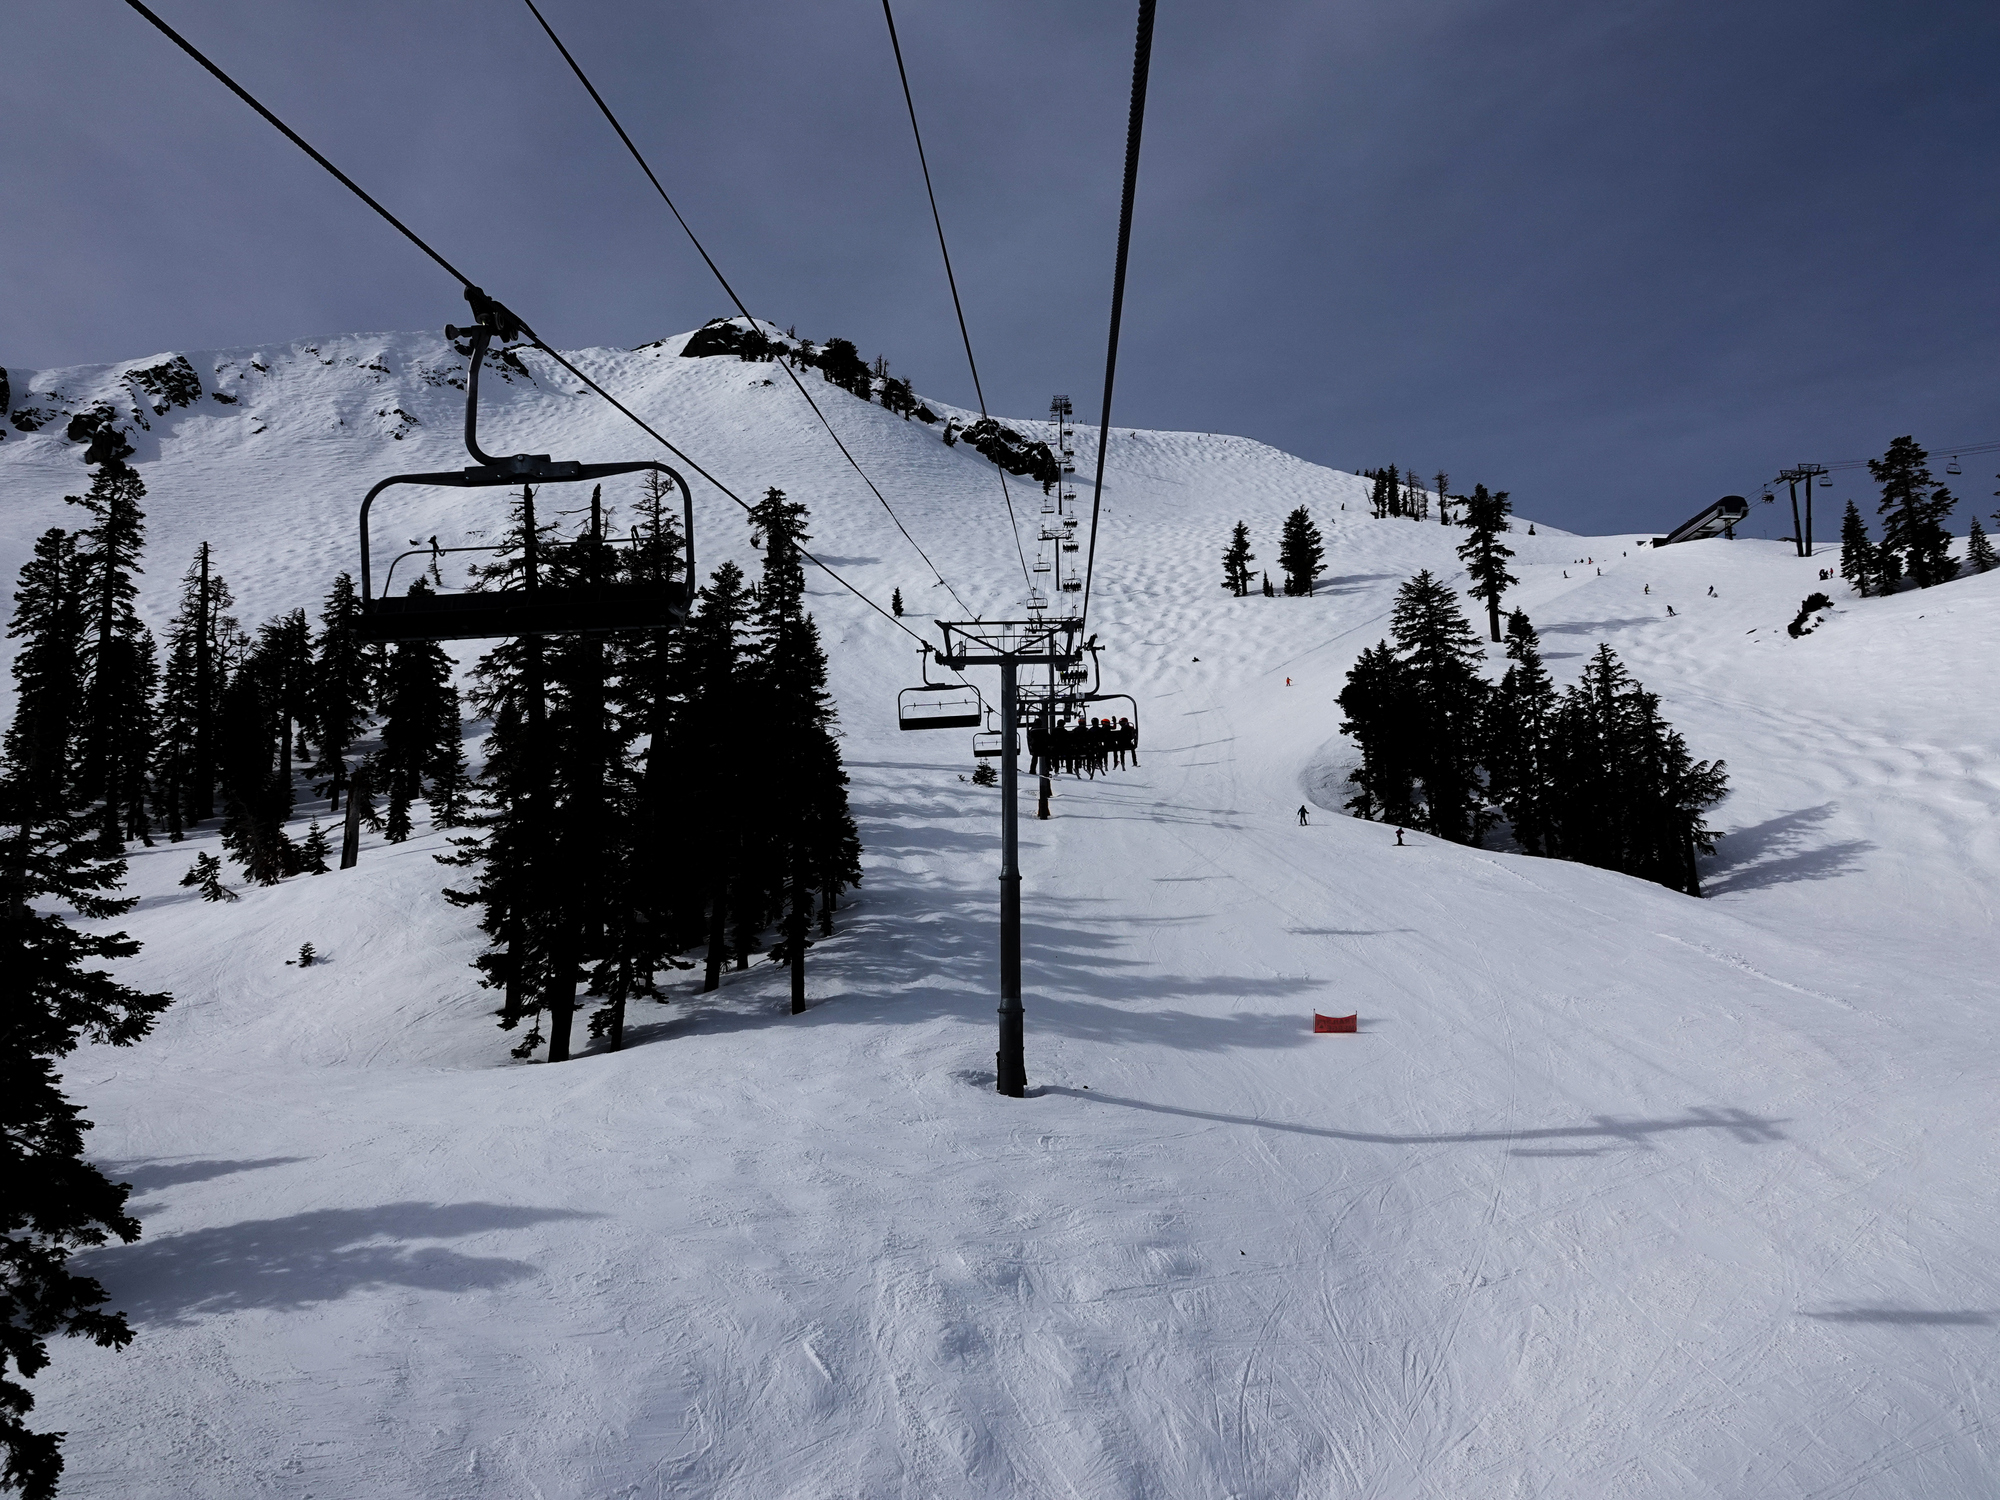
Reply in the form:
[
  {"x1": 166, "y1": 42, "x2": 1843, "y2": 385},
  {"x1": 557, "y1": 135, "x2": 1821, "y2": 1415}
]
[{"x1": 4, "y1": 332, "x2": 1996, "y2": 1498}]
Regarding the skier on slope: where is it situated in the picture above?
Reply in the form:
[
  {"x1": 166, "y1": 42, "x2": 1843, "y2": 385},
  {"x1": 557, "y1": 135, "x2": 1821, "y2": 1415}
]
[{"x1": 1298, "y1": 805, "x2": 1309, "y2": 826}]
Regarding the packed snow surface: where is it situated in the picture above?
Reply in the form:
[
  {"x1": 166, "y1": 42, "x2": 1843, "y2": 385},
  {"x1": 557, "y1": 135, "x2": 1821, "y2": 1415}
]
[{"x1": 3, "y1": 332, "x2": 1996, "y2": 1497}]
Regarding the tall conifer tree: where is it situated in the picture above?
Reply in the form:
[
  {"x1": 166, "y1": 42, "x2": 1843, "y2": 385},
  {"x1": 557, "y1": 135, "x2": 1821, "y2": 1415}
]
[
  {"x1": 0, "y1": 774, "x2": 171, "y2": 1499},
  {"x1": 1277, "y1": 506, "x2": 1327, "y2": 596},
  {"x1": 1869, "y1": 436, "x2": 1956, "y2": 587},
  {"x1": 1456, "y1": 484, "x2": 1519, "y2": 641},
  {"x1": 66, "y1": 447, "x2": 154, "y2": 853},
  {"x1": 1837, "y1": 500, "x2": 1879, "y2": 596},
  {"x1": 1221, "y1": 521, "x2": 1255, "y2": 597}
]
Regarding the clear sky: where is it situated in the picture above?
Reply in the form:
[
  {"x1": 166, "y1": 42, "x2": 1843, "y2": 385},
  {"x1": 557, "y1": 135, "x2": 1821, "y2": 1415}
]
[{"x1": 4, "y1": 0, "x2": 1997, "y2": 536}]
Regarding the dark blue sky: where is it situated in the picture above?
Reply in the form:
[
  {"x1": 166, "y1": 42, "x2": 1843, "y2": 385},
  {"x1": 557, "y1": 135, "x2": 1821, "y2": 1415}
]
[{"x1": 5, "y1": 0, "x2": 1997, "y2": 535}]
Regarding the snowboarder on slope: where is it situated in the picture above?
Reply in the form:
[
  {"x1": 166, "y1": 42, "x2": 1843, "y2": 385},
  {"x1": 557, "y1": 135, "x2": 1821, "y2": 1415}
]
[{"x1": 1395, "y1": 828, "x2": 1406, "y2": 846}]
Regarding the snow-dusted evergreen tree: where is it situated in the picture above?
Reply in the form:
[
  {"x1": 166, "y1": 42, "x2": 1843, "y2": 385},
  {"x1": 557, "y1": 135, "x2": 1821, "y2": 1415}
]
[
  {"x1": 1484, "y1": 608, "x2": 1557, "y2": 855},
  {"x1": 1389, "y1": 570, "x2": 1490, "y2": 843},
  {"x1": 67, "y1": 444, "x2": 155, "y2": 853},
  {"x1": 1456, "y1": 484, "x2": 1518, "y2": 641},
  {"x1": 1870, "y1": 436, "x2": 1956, "y2": 587},
  {"x1": 1221, "y1": 521, "x2": 1255, "y2": 597},
  {"x1": 1838, "y1": 500, "x2": 1879, "y2": 596},
  {"x1": 0, "y1": 774, "x2": 171, "y2": 1500},
  {"x1": 890, "y1": 588, "x2": 904, "y2": 618},
  {"x1": 669, "y1": 561, "x2": 757, "y2": 994},
  {"x1": 215, "y1": 650, "x2": 293, "y2": 886},
  {"x1": 447, "y1": 489, "x2": 562, "y2": 1048},
  {"x1": 1541, "y1": 645, "x2": 1728, "y2": 894},
  {"x1": 1336, "y1": 641, "x2": 1417, "y2": 824},
  {"x1": 178, "y1": 850, "x2": 236, "y2": 902},
  {"x1": 1964, "y1": 515, "x2": 1995, "y2": 574},
  {"x1": 1277, "y1": 506, "x2": 1326, "y2": 596},
  {"x1": 4, "y1": 531, "x2": 87, "y2": 823},
  {"x1": 154, "y1": 543, "x2": 235, "y2": 833},
  {"x1": 306, "y1": 572, "x2": 371, "y2": 814},
  {"x1": 256, "y1": 610, "x2": 312, "y2": 829},
  {"x1": 748, "y1": 488, "x2": 861, "y2": 1014},
  {"x1": 375, "y1": 583, "x2": 459, "y2": 843}
]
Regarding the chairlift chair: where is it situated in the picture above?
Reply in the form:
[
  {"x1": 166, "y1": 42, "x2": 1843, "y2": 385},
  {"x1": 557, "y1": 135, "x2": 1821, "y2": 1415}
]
[
  {"x1": 898, "y1": 684, "x2": 984, "y2": 731},
  {"x1": 355, "y1": 288, "x2": 696, "y2": 642},
  {"x1": 1947, "y1": 456, "x2": 1962, "y2": 475}
]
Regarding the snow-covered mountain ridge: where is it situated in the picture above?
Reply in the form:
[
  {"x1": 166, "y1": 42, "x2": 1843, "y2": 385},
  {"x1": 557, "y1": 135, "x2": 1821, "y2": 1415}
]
[{"x1": 4, "y1": 326, "x2": 1996, "y2": 1498}]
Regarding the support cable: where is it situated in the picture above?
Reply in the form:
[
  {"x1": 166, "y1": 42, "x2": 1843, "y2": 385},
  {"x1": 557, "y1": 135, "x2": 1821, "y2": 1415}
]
[
  {"x1": 519, "y1": 0, "x2": 976, "y2": 618},
  {"x1": 1079, "y1": 0, "x2": 1158, "y2": 638},
  {"x1": 879, "y1": 0, "x2": 1035, "y2": 600},
  {"x1": 119, "y1": 0, "x2": 933, "y2": 648}
]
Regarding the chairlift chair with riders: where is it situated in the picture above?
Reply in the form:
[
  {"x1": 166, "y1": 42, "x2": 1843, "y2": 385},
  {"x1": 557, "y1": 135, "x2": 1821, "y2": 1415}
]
[{"x1": 355, "y1": 288, "x2": 696, "y2": 642}]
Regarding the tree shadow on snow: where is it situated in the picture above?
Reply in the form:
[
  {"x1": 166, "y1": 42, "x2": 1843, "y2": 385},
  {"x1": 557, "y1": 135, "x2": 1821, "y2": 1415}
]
[
  {"x1": 1803, "y1": 1307, "x2": 1995, "y2": 1326},
  {"x1": 641, "y1": 885, "x2": 1329, "y2": 1055},
  {"x1": 1537, "y1": 616, "x2": 1662, "y2": 636},
  {"x1": 103, "y1": 1156, "x2": 307, "y2": 1195},
  {"x1": 1041, "y1": 1089, "x2": 1788, "y2": 1149},
  {"x1": 76, "y1": 1200, "x2": 602, "y2": 1324},
  {"x1": 1703, "y1": 804, "x2": 1873, "y2": 894}
]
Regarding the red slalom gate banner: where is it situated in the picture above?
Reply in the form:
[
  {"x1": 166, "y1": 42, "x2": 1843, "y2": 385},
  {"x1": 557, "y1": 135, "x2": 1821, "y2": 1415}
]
[{"x1": 1314, "y1": 1013, "x2": 1357, "y2": 1034}]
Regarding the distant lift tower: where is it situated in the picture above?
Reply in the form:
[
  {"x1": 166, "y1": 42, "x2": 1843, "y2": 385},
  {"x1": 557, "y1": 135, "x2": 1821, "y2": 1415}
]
[
  {"x1": 1774, "y1": 464, "x2": 1829, "y2": 558},
  {"x1": 935, "y1": 617, "x2": 1085, "y2": 1097}
]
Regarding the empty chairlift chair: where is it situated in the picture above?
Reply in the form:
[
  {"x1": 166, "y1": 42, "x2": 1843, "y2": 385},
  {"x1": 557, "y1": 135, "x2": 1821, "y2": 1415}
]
[{"x1": 356, "y1": 289, "x2": 696, "y2": 642}]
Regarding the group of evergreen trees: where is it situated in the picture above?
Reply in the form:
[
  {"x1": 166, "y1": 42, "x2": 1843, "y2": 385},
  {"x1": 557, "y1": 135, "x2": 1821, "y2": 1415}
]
[
  {"x1": 1362, "y1": 465, "x2": 1452, "y2": 523},
  {"x1": 2, "y1": 438, "x2": 175, "y2": 1499},
  {"x1": 1339, "y1": 575, "x2": 1728, "y2": 894},
  {"x1": 1221, "y1": 506, "x2": 1327, "y2": 597},
  {"x1": 443, "y1": 484, "x2": 861, "y2": 1061},
  {"x1": 1838, "y1": 436, "x2": 2000, "y2": 594}
]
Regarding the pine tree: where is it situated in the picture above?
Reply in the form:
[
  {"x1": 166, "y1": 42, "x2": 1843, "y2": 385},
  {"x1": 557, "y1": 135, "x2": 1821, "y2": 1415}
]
[
  {"x1": 1434, "y1": 471, "x2": 1451, "y2": 526},
  {"x1": 748, "y1": 490, "x2": 861, "y2": 1015},
  {"x1": 1484, "y1": 609, "x2": 1557, "y2": 854},
  {"x1": 447, "y1": 492, "x2": 563, "y2": 1048},
  {"x1": 0, "y1": 777, "x2": 171, "y2": 1500},
  {"x1": 306, "y1": 572, "x2": 371, "y2": 814},
  {"x1": 1456, "y1": 484, "x2": 1519, "y2": 641},
  {"x1": 1336, "y1": 641, "x2": 1417, "y2": 824},
  {"x1": 891, "y1": 587, "x2": 904, "y2": 618},
  {"x1": 1540, "y1": 645, "x2": 1727, "y2": 892},
  {"x1": 1838, "y1": 499, "x2": 1878, "y2": 596},
  {"x1": 153, "y1": 544, "x2": 235, "y2": 830},
  {"x1": 300, "y1": 820, "x2": 331, "y2": 875},
  {"x1": 375, "y1": 584, "x2": 458, "y2": 843},
  {"x1": 4, "y1": 531, "x2": 87, "y2": 824},
  {"x1": 1870, "y1": 435, "x2": 1956, "y2": 587},
  {"x1": 215, "y1": 636, "x2": 297, "y2": 886},
  {"x1": 178, "y1": 850, "x2": 237, "y2": 902},
  {"x1": 66, "y1": 453, "x2": 154, "y2": 853},
  {"x1": 1221, "y1": 521, "x2": 1255, "y2": 597},
  {"x1": 1277, "y1": 506, "x2": 1326, "y2": 596},
  {"x1": 1388, "y1": 570, "x2": 1490, "y2": 842},
  {"x1": 674, "y1": 562, "x2": 757, "y2": 993},
  {"x1": 1964, "y1": 515, "x2": 1995, "y2": 574},
  {"x1": 1261, "y1": 571, "x2": 1275, "y2": 598},
  {"x1": 543, "y1": 493, "x2": 636, "y2": 1057}
]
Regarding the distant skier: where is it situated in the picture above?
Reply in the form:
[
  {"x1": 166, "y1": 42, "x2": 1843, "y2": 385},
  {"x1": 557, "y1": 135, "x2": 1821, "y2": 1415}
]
[
  {"x1": 1644, "y1": 583, "x2": 1650, "y2": 594},
  {"x1": 1667, "y1": 605, "x2": 1677, "y2": 617},
  {"x1": 1395, "y1": 828, "x2": 1406, "y2": 846},
  {"x1": 1297, "y1": 805, "x2": 1309, "y2": 826},
  {"x1": 1707, "y1": 585, "x2": 1717, "y2": 597}
]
